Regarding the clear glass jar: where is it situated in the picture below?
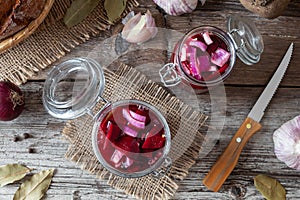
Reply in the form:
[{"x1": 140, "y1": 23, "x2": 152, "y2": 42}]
[
  {"x1": 43, "y1": 58, "x2": 172, "y2": 178},
  {"x1": 92, "y1": 99, "x2": 171, "y2": 178},
  {"x1": 159, "y1": 15, "x2": 264, "y2": 92}
]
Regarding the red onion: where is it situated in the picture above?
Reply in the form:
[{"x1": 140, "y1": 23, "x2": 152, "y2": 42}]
[{"x1": 0, "y1": 81, "x2": 25, "y2": 121}]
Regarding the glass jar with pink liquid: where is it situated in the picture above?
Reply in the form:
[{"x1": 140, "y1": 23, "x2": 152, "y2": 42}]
[
  {"x1": 159, "y1": 15, "x2": 264, "y2": 93},
  {"x1": 43, "y1": 58, "x2": 172, "y2": 178}
]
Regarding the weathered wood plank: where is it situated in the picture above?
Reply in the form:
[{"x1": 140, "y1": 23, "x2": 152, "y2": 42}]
[
  {"x1": 0, "y1": 82, "x2": 299, "y2": 199},
  {"x1": 1, "y1": 0, "x2": 300, "y2": 199}
]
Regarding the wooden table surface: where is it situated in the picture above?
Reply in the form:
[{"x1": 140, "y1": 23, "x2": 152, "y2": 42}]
[{"x1": 1, "y1": 0, "x2": 300, "y2": 199}]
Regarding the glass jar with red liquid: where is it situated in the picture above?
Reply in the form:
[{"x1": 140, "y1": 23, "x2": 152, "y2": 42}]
[
  {"x1": 159, "y1": 15, "x2": 264, "y2": 92},
  {"x1": 43, "y1": 58, "x2": 172, "y2": 178}
]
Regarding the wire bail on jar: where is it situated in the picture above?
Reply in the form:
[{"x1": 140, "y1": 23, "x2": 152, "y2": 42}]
[
  {"x1": 159, "y1": 63, "x2": 182, "y2": 87},
  {"x1": 227, "y1": 15, "x2": 264, "y2": 65},
  {"x1": 151, "y1": 157, "x2": 172, "y2": 178}
]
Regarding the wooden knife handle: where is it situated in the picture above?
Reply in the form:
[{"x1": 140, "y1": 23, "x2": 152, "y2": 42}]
[{"x1": 203, "y1": 117, "x2": 262, "y2": 192}]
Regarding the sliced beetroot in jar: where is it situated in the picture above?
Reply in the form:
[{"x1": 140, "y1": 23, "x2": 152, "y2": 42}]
[
  {"x1": 211, "y1": 47, "x2": 231, "y2": 67},
  {"x1": 180, "y1": 31, "x2": 231, "y2": 82},
  {"x1": 142, "y1": 129, "x2": 166, "y2": 150},
  {"x1": 189, "y1": 40, "x2": 207, "y2": 52},
  {"x1": 116, "y1": 135, "x2": 140, "y2": 151},
  {"x1": 203, "y1": 32, "x2": 213, "y2": 45},
  {"x1": 123, "y1": 108, "x2": 146, "y2": 129},
  {"x1": 123, "y1": 125, "x2": 139, "y2": 137},
  {"x1": 107, "y1": 121, "x2": 122, "y2": 141},
  {"x1": 111, "y1": 107, "x2": 127, "y2": 129},
  {"x1": 97, "y1": 102, "x2": 167, "y2": 174},
  {"x1": 129, "y1": 105, "x2": 151, "y2": 125}
]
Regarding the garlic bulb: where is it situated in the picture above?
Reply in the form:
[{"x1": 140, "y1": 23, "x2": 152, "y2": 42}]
[
  {"x1": 121, "y1": 10, "x2": 158, "y2": 44},
  {"x1": 273, "y1": 115, "x2": 300, "y2": 170},
  {"x1": 153, "y1": 0, "x2": 205, "y2": 16}
]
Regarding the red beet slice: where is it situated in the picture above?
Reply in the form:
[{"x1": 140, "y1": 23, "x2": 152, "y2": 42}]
[
  {"x1": 115, "y1": 135, "x2": 140, "y2": 159},
  {"x1": 111, "y1": 107, "x2": 127, "y2": 129},
  {"x1": 107, "y1": 121, "x2": 122, "y2": 141},
  {"x1": 142, "y1": 129, "x2": 166, "y2": 150}
]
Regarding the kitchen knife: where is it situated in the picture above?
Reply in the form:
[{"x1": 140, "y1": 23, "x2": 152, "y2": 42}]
[{"x1": 203, "y1": 43, "x2": 294, "y2": 192}]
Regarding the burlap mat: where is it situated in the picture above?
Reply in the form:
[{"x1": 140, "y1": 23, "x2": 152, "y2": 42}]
[
  {"x1": 0, "y1": 0, "x2": 139, "y2": 85},
  {"x1": 62, "y1": 63, "x2": 207, "y2": 200}
]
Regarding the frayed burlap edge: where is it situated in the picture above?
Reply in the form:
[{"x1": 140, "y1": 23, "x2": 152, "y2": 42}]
[
  {"x1": 0, "y1": 0, "x2": 139, "y2": 85},
  {"x1": 62, "y1": 63, "x2": 207, "y2": 200}
]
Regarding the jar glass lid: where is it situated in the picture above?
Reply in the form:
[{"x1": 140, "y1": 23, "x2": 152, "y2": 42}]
[
  {"x1": 227, "y1": 15, "x2": 264, "y2": 65},
  {"x1": 43, "y1": 58, "x2": 105, "y2": 119}
]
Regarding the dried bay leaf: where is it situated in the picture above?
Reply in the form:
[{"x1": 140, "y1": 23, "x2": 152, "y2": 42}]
[
  {"x1": 0, "y1": 164, "x2": 31, "y2": 187},
  {"x1": 64, "y1": 0, "x2": 100, "y2": 28},
  {"x1": 13, "y1": 169, "x2": 55, "y2": 200},
  {"x1": 104, "y1": 0, "x2": 127, "y2": 23},
  {"x1": 254, "y1": 174, "x2": 286, "y2": 200}
]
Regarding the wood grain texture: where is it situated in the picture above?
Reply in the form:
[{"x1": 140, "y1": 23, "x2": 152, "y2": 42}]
[{"x1": 1, "y1": 0, "x2": 300, "y2": 199}]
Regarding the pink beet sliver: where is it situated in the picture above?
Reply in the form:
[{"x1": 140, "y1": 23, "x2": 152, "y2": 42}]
[
  {"x1": 188, "y1": 47, "x2": 200, "y2": 77},
  {"x1": 203, "y1": 32, "x2": 213, "y2": 45},
  {"x1": 123, "y1": 109, "x2": 145, "y2": 129},
  {"x1": 123, "y1": 126, "x2": 139, "y2": 137},
  {"x1": 189, "y1": 40, "x2": 207, "y2": 52},
  {"x1": 211, "y1": 47, "x2": 230, "y2": 67},
  {"x1": 129, "y1": 110, "x2": 146, "y2": 122},
  {"x1": 198, "y1": 55, "x2": 211, "y2": 72}
]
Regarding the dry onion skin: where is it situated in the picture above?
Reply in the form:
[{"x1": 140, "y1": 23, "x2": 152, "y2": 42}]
[{"x1": 273, "y1": 115, "x2": 300, "y2": 170}]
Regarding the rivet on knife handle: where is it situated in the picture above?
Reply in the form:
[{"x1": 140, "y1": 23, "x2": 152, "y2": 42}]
[{"x1": 203, "y1": 117, "x2": 261, "y2": 192}]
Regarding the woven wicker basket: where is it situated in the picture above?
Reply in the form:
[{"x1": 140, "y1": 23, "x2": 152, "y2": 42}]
[{"x1": 0, "y1": 0, "x2": 55, "y2": 53}]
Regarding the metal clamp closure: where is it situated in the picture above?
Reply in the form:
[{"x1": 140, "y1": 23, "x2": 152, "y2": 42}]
[
  {"x1": 159, "y1": 63, "x2": 182, "y2": 87},
  {"x1": 151, "y1": 157, "x2": 172, "y2": 178}
]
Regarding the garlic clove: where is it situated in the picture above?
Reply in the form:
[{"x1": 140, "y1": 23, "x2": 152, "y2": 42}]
[
  {"x1": 121, "y1": 10, "x2": 158, "y2": 44},
  {"x1": 153, "y1": 0, "x2": 201, "y2": 16},
  {"x1": 273, "y1": 115, "x2": 300, "y2": 170},
  {"x1": 199, "y1": 0, "x2": 206, "y2": 6}
]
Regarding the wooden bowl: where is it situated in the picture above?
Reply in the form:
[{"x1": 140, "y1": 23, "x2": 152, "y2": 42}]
[{"x1": 0, "y1": 0, "x2": 55, "y2": 53}]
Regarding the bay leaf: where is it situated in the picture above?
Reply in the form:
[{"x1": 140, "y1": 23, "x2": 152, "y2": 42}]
[
  {"x1": 0, "y1": 164, "x2": 31, "y2": 187},
  {"x1": 13, "y1": 169, "x2": 55, "y2": 200},
  {"x1": 104, "y1": 0, "x2": 127, "y2": 23},
  {"x1": 64, "y1": 0, "x2": 100, "y2": 28},
  {"x1": 254, "y1": 174, "x2": 286, "y2": 200}
]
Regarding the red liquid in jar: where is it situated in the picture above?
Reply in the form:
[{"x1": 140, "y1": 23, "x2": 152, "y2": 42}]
[
  {"x1": 179, "y1": 31, "x2": 231, "y2": 83},
  {"x1": 97, "y1": 103, "x2": 166, "y2": 173}
]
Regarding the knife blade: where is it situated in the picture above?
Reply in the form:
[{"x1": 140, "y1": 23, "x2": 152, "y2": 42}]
[{"x1": 203, "y1": 43, "x2": 294, "y2": 192}]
